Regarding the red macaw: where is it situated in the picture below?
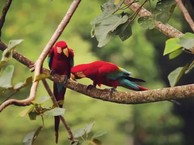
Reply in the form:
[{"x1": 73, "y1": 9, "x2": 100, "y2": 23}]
[
  {"x1": 48, "y1": 40, "x2": 74, "y2": 143},
  {"x1": 71, "y1": 60, "x2": 147, "y2": 91}
]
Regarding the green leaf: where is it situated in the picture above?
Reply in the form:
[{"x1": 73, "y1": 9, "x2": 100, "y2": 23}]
[
  {"x1": 93, "y1": 14, "x2": 129, "y2": 47},
  {"x1": 73, "y1": 122, "x2": 95, "y2": 138},
  {"x1": 14, "y1": 76, "x2": 32, "y2": 90},
  {"x1": 91, "y1": 0, "x2": 129, "y2": 47},
  {"x1": 44, "y1": 107, "x2": 65, "y2": 117},
  {"x1": 169, "y1": 49, "x2": 183, "y2": 59},
  {"x1": 1, "y1": 39, "x2": 23, "y2": 62},
  {"x1": 19, "y1": 105, "x2": 34, "y2": 117},
  {"x1": 163, "y1": 38, "x2": 182, "y2": 55},
  {"x1": 92, "y1": 130, "x2": 107, "y2": 138},
  {"x1": 0, "y1": 60, "x2": 7, "y2": 69},
  {"x1": 179, "y1": 32, "x2": 194, "y2": 49},
  {"x1": 138, "y1": 16, "x2": 155, "y2": 29},
  {"x1": 185, "y1": 61, "x2": 194, "y2": 74},
  {"x1": 168, "y1": 64, "x2": 189, "y2": 86},
  {"x1": 116, "y1": 22, "x2": 132, "y2": 41},
  {"x1": 84, "y1": 122, "x2": 95, "y2": 134},
  {"x1": 36, "y1": 96, "x2": 50, "y2": 104},
  {"x1": 154, "y1": 0, "x2": 176, "y2": 23},
  {"x1": 0, "y1": 65, "x2": 14, "y2": 88},
  {"x1": 91, "y1": 0, "x2": 117, "y2": 25},
  {"x1": 23, "y1": 126, "x2": 43, "y2": 145}
]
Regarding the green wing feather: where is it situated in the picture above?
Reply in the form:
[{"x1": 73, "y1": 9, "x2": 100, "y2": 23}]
[{"x1": 106, "y1": 67, "x2": 131, "y2": 80}]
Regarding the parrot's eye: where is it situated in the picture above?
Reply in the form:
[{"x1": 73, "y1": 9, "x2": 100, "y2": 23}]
[{"x1": 56, "y1": 47, "x2": 62, "y2": 54}]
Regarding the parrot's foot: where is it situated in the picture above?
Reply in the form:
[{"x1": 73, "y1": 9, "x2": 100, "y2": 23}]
[
  {"x1": 104, "y1": 87, "x2": 117, "y2": 96},
  {"x1": 62, "y1": 75, "x2": 68, "y2": 85},
  {"x1": 86, "y1": 84, "x2": 95, "y2": 90},
  {"x1": 50, "y1": 70, "x2": 55, "y2": 75}
]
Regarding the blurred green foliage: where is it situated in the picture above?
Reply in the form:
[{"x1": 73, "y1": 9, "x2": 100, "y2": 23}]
[{"x1": 0, "y1": 0, "x2": 183, "y2": 145}]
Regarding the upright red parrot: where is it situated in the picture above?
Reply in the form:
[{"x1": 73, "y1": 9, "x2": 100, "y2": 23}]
[
  {"x1": 71, "y1": 60, "x2": 147, "y2": 91},
  {"x1": 48, "y1": 40, "x2": 74, "y2": 143}
]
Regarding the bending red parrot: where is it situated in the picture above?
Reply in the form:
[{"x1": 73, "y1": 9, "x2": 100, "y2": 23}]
[
  {"x1": 71, "y1": 60, "x2": 147, "y2": 91},
  {"x1": 48, "y1": 40, "x2": 74, "y2": 143}
]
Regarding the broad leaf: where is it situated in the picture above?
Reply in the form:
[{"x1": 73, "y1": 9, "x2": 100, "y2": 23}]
[
  {"x1": 116, "y1": 22, "x2": 132, "y2": 41},
  {"x1": 178, "y1": 32, "x2": 194, "y2": 49},
  {"x1": 138, "y1": 16, "x2": 155, "y2": 29},
  {"x1": 168, "y1": 64, "x2": 189, "y2": 86},
  {"x1": 73, "y1": 122, "x2": 95, "y2": 138},
  {"x1": 91, "y1": 0, "x2": 117, "y2": 25},
  {"x1": 23, "y1": 126, "x2": 43, "y2": 145},
  {"x1": 169, "y1": 49, "x2": 183, "y2": 59},
  {"x1": 36, "y1": 96, "x2": 50, "y2": 104},
  {"x1": 73, "y1": 128, "x2": 86, "y2": 138},
  {"x1": 14, "y1": 76, "x2": 32, "y2": 90},
  {"x1": 1, "y1": 39, "x2": 23, "y2": 62},
  {"x1": 44, "y1": 107, "x2": 65, "y2": 117},
  {"x1": 0, "y1": 65, "x2": 14, "y2": 88},
  {"x1": 154, "y1": 0, "x2": 176, "y2": 23},
  {"x1": 19, "y1": 105, "x2": 34, "y2": 117},
  {"x1": 91, "y1": 0, "x2": 129, "y2": 47},
  {"x1": 185, "y1": 60, "x2": 194, "y2": 74},
  {"x1": 92, "y1": 130, "x2": 107, "y2": 138},
  {"x1": 93, "y1": 14, "x2": 129, "y2": 47},
  {"x1": 84, "y1": 122, "x2": 95, "y2": 134},
  {"x1": 163, "y1": 38, "x2": 182, "y2": 55}
]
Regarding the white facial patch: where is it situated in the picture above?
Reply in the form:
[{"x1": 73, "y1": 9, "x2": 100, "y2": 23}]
[{"x1": 56, "y1": 46, "x2": 62, "y2": 54}]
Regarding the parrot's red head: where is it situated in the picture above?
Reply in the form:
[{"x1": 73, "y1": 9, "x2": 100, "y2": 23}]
[
  {"x1": 54, "y1": 41, "x2": 70, "y2": 57},
  {"x1": 55, "y1": 41, "x2": 67, "y2": 48}
]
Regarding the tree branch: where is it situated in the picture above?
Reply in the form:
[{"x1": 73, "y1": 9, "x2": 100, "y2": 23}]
[
  {"x1": 0, "y1": 0, "x2": 12, "y2": 39},
  {"x1": 124, "y1": 0, "x2": 183, "y2": 37},
  {"x1": 0, "y1": 41, "x2": 194, "y2": 112},
  {"x1": 175, "y1": 0, "x2": 194, "y2": 32}
]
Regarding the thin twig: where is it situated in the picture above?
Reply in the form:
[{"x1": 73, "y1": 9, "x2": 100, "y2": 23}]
[
  {"x1": 0, "y1": 0, "x2": 12, "y2": 39},
  {"x1": 129, "y1": 0, "x2": 149, "y2": 22},
  {"x1": 175, "y1": 0, "x2": 194, "y2": 32},
  {"x1": 41, "y1": 79, "x2": 75, "y2": 143}
]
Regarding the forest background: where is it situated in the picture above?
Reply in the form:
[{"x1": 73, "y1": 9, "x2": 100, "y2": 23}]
[{"x1": 0, "y1": 0, "x2": 194, "y2": 145}]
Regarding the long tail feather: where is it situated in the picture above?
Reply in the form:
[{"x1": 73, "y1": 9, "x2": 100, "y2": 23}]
[
  {"x1": 53, "y1": 83, "x2": 66, "y2": 144},
  {"x1": 119, "y1": 79, "x2": 148, "y2": 91},
  {"x1": 126, "y1": 76, "x2": 146, "y2": 82},
  {"x1": 55, "y1": 116, "x2": 60, "y2": 143},
  {"x1": 137, "y1": 85, "x2": 148, "y2": 91}
]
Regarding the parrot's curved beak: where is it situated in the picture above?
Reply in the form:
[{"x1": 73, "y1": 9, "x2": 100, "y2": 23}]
[{"x1": 63, "y1": 48, "x2": 69, "y2": 57}]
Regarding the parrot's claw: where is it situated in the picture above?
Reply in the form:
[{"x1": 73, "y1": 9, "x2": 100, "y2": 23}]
[
  {"x1": 86, "y1": 84, "x2": 95, "y2": 90},
  {"x1": 50, "y1": 70, "x2": 55, "y2": 75},
  {"x1": 63, "y1": 75, "x2": 68, "y2": 85}
]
